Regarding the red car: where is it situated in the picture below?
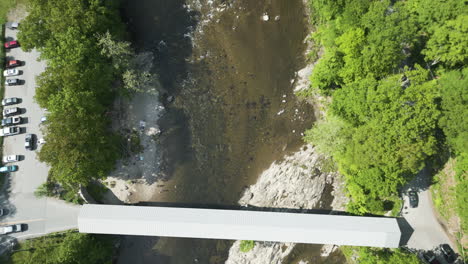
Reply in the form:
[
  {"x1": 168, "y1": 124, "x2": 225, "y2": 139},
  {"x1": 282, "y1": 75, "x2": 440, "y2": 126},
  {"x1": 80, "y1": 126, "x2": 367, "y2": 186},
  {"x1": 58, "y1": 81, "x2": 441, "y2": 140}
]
[
  {"x1": 6, "y1": 60, "x2": 22, "y2": 68},
  {"x1": 4, "y1": 40, "x2": 19, "y2": 49}
]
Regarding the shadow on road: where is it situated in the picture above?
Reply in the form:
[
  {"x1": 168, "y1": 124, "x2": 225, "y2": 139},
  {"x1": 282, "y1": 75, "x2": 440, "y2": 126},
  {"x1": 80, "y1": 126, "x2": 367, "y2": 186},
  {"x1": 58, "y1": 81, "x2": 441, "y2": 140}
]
[
  {"x1": 397, "y1": 217, "x2": 414, "y2": 246},
  {"x1": 0, "y1": 175, "x2": 17, "y2": 221}
]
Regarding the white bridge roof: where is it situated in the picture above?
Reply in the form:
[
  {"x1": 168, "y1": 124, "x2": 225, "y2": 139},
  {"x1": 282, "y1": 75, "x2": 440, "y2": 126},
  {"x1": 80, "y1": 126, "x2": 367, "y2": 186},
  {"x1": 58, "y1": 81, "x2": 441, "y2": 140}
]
[{"x1": 78, "y1": 204, "x2": 401, "y2": 248}]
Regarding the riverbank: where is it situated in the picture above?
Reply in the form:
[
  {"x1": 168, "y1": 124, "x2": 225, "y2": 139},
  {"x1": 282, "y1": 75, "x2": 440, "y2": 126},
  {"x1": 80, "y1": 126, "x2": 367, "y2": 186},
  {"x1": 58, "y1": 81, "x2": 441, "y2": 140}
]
[{"x1": 225, "y1": 145, "x2": 348, "y2": 263}]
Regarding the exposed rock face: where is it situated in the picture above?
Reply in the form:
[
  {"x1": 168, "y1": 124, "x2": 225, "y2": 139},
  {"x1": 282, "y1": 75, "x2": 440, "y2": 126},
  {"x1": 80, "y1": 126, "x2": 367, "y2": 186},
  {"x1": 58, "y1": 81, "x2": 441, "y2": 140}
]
[
  {"x1": 238, "y1": 145, "x2": 334, "y2": 209},
  {"x1": 225, "y1": 145, "x2": 348, "y2": 263},
  {"x1": 226, "y1": 242, "x2": 295, "y2": 264}
]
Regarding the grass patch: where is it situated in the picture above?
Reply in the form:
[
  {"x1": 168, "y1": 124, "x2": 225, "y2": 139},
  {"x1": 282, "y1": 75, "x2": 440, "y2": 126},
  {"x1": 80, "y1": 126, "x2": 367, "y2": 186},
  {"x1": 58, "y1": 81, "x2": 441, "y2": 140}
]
[
  {"x1": 0, "y1": 0, "x2": 28, "y2": 23},
  {"x1": 431, "y1": 156, "x2": 467, "y2": 257},
  {"x1": 431, "y1": 163, "x2": 457, "y2": 221},
  {"x1": 239, "y1": 240, "x2": 255, "y2": 253}
]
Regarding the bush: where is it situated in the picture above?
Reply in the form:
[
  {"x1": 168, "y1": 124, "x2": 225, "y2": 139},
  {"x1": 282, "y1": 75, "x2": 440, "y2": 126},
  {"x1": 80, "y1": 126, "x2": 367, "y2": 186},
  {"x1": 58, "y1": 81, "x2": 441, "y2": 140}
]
[{"x1": 239, "y1": 240, "x2": 255, "y2": 253}]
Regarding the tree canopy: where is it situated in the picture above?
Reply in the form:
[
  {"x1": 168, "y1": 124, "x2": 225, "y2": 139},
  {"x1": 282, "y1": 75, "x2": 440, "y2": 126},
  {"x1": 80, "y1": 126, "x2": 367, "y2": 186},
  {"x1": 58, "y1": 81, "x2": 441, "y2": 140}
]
[
  {"x1": 8, "y1": 232, "x2": 115, "y2": 264},
  {"x1": 305, "y1": 0, "x2": 467, "y2": 215},
  {"x1": 18, "y1": 0, "x2": 127, "y2": 187}
]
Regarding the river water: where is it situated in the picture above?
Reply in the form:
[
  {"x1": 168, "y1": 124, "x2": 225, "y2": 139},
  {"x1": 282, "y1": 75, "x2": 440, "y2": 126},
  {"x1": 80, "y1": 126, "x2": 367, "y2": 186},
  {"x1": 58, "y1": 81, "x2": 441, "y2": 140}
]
[{"x1": 119, "y1": 0, "x2": 343, "y2": 263}]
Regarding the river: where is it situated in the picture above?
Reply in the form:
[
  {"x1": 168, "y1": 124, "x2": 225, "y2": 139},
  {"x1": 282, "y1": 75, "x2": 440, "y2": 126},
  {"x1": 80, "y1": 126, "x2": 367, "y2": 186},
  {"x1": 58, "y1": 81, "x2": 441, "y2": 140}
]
[{"x1": 118, "y1": 0, "x2": 342, "y2": 263}]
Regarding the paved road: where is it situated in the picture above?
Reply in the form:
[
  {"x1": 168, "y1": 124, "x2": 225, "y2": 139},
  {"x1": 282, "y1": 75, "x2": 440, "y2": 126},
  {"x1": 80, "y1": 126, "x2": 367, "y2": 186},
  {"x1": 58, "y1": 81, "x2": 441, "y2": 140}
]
[
  {"x1": 402, "y1": 168, "x2": 459, "y2": 263},
  {"x1": 0, "y1": 27, "x2": 79, "y2": 245}
]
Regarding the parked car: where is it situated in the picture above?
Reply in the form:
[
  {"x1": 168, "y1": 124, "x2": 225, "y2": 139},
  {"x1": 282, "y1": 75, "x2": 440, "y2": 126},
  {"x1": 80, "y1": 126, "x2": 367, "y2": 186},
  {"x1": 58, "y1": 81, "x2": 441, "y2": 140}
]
[
  {"x1": 6, "y1": 60, "x2": 22, "y2": 68},
  {"x1": 0, "y1": 165, "x2": 18, "y2": 173},
  {"x1": 40, "y1": 116, "x2": 47, "y2": 123},
  {"x1": 5, "y1": 22, "x2": 19, "y2": 30},
  {"x1": 3, "y1": 69, "x2": 19, "y2": 77},
  {"x1": 1, "y1": 116, "x2": 22, "y2": 126},
  {"x1": 408, "y1": 190, "x2": 419, "y2": 208},
  {"x1": 3, "y1": 155, "x2": 20, "y2": 163},
  {"x1": 25, "y1": 133, "x2": 35, "y2": 150},
  {"x1": 0, "y1": 208, "x2": 5, "y2": 217},
  {"x1": 3, "y1": 107, "x2": 20, "y2": 117},
  {"x1": 0, "y1": 126, "x2": 20, "y2": 136},
  {"x1": 1, "y1": 97, "x2": 19, "y2": 106},
  {"x1": 5, "y1": 78, "x2": 20, "y2": 86},
  {"x1": 440, "y1": 244, "x2": 456, "y2": 263},
  {"x1": 0, "y1": 224, "x2": 22, "y2": 235},
  {"x1": 420, "y1": 252, "x2": 441, "y2": 264},
  {"x1": 4, "y1": 40, "x2": 19, "y2": 49}
]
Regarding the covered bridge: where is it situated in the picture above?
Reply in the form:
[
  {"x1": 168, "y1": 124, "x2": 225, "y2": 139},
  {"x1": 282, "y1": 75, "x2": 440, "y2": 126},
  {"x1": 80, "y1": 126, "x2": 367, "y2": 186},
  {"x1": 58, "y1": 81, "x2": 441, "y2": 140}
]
[{"x1": 78, "y1": 204, "x2": 401, "y2": 248}]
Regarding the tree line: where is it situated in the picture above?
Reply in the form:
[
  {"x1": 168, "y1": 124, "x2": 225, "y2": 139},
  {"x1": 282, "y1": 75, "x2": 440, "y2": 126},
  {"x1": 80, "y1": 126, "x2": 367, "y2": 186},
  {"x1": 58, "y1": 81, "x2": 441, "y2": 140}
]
[
  {"x1": 17, "y1": 0, "x2": 146, "y2": 195},
  {"x1": 304, "y1": 0, "x2": 466, "y2": 260},
  {"x1": 4, "y1": 232, "x2": 115, "y2": 264}
]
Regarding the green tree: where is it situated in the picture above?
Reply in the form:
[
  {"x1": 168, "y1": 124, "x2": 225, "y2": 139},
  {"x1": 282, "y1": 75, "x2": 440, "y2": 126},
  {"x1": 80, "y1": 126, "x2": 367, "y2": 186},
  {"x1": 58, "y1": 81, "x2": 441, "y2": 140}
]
[
  {"x1": 16, "y1": 0, "x2": 127, "y2": 188},
  {"x1": 309, "y1": 48, "x2": 343, "y2": 92},
  {"x1": 351, "y1": 247, "x2": 421, "y2": 264},
  {"x1": 10, "y1": 232, "x2": 115, "y2": 264},
  {"x1": 438, "y1": 68, "x2": 468, "y2": 154},
  {"x1": 303, "y1": 115, "x2": 351, "y2": 156},
  {"x1": 331, "y1": 67, "x2": 440, "y2": 213},
  {"x1": 424, "y1": 15, "x2": 468, "y2": 67}
]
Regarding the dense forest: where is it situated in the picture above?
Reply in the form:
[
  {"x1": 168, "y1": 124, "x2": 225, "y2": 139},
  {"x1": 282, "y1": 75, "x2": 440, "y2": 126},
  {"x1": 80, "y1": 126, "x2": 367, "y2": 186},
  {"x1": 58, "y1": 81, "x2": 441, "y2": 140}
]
[
  {"x1": 4, "y1": 232, "x2": 115, "y2": 264},
  {"x1": 16, "y1": 0, "x2": 136, "y2": 196},
  {"x1": 304, "y1": 0, "x2": 467, "y2": 261}
]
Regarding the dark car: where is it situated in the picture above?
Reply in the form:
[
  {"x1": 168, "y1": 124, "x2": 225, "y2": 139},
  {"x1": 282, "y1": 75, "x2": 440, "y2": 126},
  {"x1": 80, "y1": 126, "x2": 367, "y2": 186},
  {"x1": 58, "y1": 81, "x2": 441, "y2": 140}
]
[
  {"x1": 5, "y1": 78, "x2": 20, "y2": 86},
  {"x1": 25, "y1": 133, "x2": 35, "y2": 150},
  {"x1": 420, "y1": 252, "x2": 441, "y2": 264},
  {"x1": 440, "y1": 244, "x2": 456, "y2": 263},
  {"x1": 6, "y1": 60, "x2": 22, "y2": 68},
  {"x1": 408, "y1": 190, "x2": 419, "y2": 208},
  {"x1": 4, "y1": 40, "x2": 19, "y2": 49},
  {"x1": 2, "y1": 97, "x2": 19, "y2": 106}
]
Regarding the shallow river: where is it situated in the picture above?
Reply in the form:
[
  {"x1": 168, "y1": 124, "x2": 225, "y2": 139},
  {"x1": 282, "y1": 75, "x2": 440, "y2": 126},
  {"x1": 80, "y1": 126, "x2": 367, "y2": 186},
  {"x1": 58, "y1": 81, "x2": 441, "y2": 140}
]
[{"x1": 119, "y1": 0, "x2": 343, "y2": 263}]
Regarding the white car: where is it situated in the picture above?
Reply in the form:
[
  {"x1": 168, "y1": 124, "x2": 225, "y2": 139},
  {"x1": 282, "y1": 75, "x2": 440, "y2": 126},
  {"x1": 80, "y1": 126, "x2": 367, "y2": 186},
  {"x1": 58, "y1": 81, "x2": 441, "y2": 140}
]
[
  {"x1": 3, "y1": 69, "x2": 19, "y2": 77},
  {"x1": 1, "y1": 97, "x2": 19, "y2": 106},
  {"x1": 0, "y1": 224, "x2": 22, "y2": 235},
  {"x1": 0, "y1": 126, "x2": 20, "y2": 136},
  {"x1": 3, "y1": 107, "x2": 19, "y2": 117},
  {"x1": 6, "y1": 22, "x2": 19, "y2": 30},
  {"x1": 3, "y1": 155, "x2": 20, "y2": 163}
]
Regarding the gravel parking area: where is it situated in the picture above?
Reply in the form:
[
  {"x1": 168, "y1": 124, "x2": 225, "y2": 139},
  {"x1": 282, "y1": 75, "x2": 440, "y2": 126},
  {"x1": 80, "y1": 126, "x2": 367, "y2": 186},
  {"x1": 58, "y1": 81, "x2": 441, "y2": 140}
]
[{"x1": 0, "y1": 25, "x2": 79, "y2": 244}]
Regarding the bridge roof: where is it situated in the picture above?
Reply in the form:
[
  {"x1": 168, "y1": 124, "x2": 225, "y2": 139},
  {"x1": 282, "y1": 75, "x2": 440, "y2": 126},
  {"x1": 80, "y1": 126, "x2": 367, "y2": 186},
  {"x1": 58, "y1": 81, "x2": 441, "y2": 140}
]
[{"x1": 78, "y1": 204, "x2": 401, "y2": 248}]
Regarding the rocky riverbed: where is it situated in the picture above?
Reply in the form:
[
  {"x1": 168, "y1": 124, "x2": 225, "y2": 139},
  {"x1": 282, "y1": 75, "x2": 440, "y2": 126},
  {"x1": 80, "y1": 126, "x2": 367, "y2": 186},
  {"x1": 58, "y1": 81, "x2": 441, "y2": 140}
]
[{"x1": 225, "y1": 145, "x2": 348, "y2": 263}]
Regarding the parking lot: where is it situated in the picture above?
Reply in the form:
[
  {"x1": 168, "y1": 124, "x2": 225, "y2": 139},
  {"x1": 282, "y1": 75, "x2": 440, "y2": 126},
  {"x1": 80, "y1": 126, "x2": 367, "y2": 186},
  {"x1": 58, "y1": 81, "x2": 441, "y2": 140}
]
[{"x1": 0, "y1": 25, "x2": 79, "y2": 245}]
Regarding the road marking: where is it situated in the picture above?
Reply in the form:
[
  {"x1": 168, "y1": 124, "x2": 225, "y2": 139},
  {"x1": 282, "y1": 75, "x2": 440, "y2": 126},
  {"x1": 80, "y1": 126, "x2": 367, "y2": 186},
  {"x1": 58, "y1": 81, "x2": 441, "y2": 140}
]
[{"x1": 0, "y1": 218, "x2": 44, "y2": 225}]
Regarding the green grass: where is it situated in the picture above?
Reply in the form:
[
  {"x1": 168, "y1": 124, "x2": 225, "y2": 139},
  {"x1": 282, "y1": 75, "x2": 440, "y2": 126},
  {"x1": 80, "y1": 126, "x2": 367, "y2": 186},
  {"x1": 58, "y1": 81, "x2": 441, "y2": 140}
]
[
  {"x1": 239, "y1": 240, "x2": 255, "y2": 253},
  {"x1": 431, "y1": 158, "x2": 457, "y2": 222},
  {"x1": 0, "y1": 0, "x2": 28, "y2": 24},
  {"x1": 431, "y1": 156, "x2": 467, "y2": 259}
]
